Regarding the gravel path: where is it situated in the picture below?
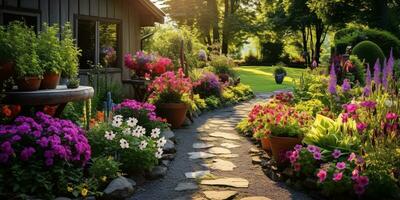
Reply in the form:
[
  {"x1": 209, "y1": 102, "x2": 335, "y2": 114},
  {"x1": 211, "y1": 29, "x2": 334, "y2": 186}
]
[{"x1": 130, "y1": 94, "x2": 311, "y2": 200}]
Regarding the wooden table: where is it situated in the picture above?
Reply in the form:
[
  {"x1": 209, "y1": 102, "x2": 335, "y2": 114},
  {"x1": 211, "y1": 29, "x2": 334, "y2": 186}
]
[{"x1": 3, "y1": 85, "x2": 94, "y2": 116}]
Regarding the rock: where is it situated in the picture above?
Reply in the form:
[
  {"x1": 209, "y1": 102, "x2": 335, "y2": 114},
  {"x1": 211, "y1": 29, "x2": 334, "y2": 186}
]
[
  {"x1": 161, "y1": 130, "x2": 175, "y2": 142},
  {"x1": 218, "y1": 154, "x2": 239, "y2": 158},
  {"x1": 161, "y1": 160, "x2": 170, "y2": 167},
  {"x1": 219, "y1": 127, "x2": 235, "y2": 131},
  {"x1": 251, "y1": 156, "x2": 261, "y2": 164},
  {"x1": 249, "y1": 147, "x2": 260, "y2": 154},
  {"x1": 182, "y1": 117, "x2": 192, "y2": 126},
  {"x1": 163, "y1": 139, "x2": 176, "y2": 153},
  {"x1": 240, "y1": 197, "x2": 271, "y2": 200},
  {"x1": 129, "y1": 172, "x2": 146, "y2": 186},
  {"x1": 54, "y1": 197, "x2": 72, "y2": 200},
  {"x1": 201, "y1": 178, "x2": 249, "y2": 188},
  {"x1": 199, "y1": 137, "x2": 219, "y2": 142},
  {"x1": 174, "y1": 182, "x2": 198, "y2": 191},
  {"x1": 185, "y1": 170, "x2": 211, "y2": 179},
  {"x1": 162, "y1": 153, "x2": 176, "y2": 160},
  {"x1": 103, "y1": 176, "x2": 135, "y2": 200},
  {"x1": 188, "y1": 152, "x2": 216, "y2": 159},
  {"x1": 193, "y1": 142, "x2": 215, "y2": 149},
  {"x1": 147, "y1": 166, "x2": 168, "y2": 179},
  {"x1": 220, "y1": 143, "x2": 240, "y2": 149},
  {"x1": 260, "y1": 160, "x2": 271, "y2": 168},
  {"x1": 208, "y1": 147, "x2": 232, "y2": 155},
  {"x1": 203, "y1": 159, "x2": 236, "y2": 171},
  {"x1": 203, "y1": 190, "x2": 238, "y2": 200},
  {"x1": 209, "y1": 132, "x2": 240, "y2": 140},
  {"x1": 126, "y1": 178, "x2": 137, "y2": 187}
]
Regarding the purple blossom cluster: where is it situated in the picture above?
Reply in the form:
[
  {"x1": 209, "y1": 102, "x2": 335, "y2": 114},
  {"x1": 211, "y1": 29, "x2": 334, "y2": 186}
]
[
  {"x1": 113, "y1": 99, "x2": 161, "y2": 121},
  {"x1": 193, "y1": 72, "x2": 222, "y2": 98},
  {"x1": 328, "y1": 64, "x2": 337, "y2": 95},
  {"x1": 0, "y1": 112, "x2": 91, "y2": 166}
]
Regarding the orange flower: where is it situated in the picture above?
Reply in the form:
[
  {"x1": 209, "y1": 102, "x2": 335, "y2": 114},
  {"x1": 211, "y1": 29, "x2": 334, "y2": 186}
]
[
  {"x1": 11, "y1": 105, "x2": 21, "y2": 116},
  {"x1": 44, "y1": 105, "x2": 57, "y2": 116},
  {"x1": 2, "y1": 105, "x2": 12, "y2": 117},
  {"x1": 96, "y1": 111, "x2": 105, "y2": 122},
  {"x1": 89, "y1": 118, "x2": 96, "y2": 128}
]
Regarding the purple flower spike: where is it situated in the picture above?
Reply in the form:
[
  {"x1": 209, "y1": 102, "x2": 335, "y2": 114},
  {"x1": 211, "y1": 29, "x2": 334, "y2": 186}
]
[
  {"x1": 342, "y1": 79, "x2": 351, "y2": 92},
  {"x1": 364, "y1": 64, "x2": 372, "y2": 96},
  {"x1": 328, "y1": 64, "x2": 337, "y2": 95},
  {"x1": 373, "y1": 59, "x2": 381, "y2": 89}
]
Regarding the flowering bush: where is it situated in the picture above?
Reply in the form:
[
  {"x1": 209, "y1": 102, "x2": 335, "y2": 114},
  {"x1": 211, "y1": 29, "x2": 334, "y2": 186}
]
[
  {"x1": 0, "y1": 112, "x2": 91, "y2": 199},
  {"x1": 88, "y1": 115, "x2": 165, "y2": 173},
  {"x1": 113, "y1": 99, "x2": 168, "y2": 132},
  {"x1": 193, "y1": 72, "x2": 221, "y2": 98},
  {"x1": 147, "y1": 68, "x2": 193, "y2": 106},
  {"x1": 124, "y1": 51, "x2": 173, "y2": 79}
]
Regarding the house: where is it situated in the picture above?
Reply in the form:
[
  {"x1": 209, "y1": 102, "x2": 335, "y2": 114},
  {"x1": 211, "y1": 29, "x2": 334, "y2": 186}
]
[{"x1": 0, "y1": 0, "x2": 165, "y2": 97}]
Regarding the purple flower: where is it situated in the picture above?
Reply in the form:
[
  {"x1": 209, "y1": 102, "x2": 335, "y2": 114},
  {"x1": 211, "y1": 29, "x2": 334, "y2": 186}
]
[
  {"x1": 332, "y1": 149, "x2": 342, "y2": 159},
  {"x1": 356, "y1": 123, "x2": 367, "y2": 132},
  {"x1": 313, "y1": 151, "x2": 322, "y2": 160},
  {"x1": 356, "y1": 156, "x2": 365, "y2": 165},
  {"x1": 1, "y1": 141, "x2": 13, "y2": 155},
  {"x1": 333, "y1": 172, "x2": 343, "y2": 182},
  {"x1": 360, "y1": 101, "x2": 376, "y2": 109},
  {"x1": 364, "y1": 64, "x2": 372, "y2": 96},
  {"x1": 0, "y1": 153, "x2": 9, "y2": 163},
  {"x1": 20, "y1": 147, "x2": 36, "y2": 161},
  {"x1": 17, "y1": 123, "x2": 30, "y2": 134},
  {"x1": 344, "y1": 104, "x2": 358, "y2": 113},
  {"x1": 307, "y1": 145, "x2": 317, "y2": 153},
  {"x1": 342, "y1": 79, "x2": 351, "y2": 92},
  {"x1": 328, "y1": 64, "x2": 337, "y2": 95},
  {"x1": 356, "y1": 176, "x2": 369, "y2": 187},
  {"x1": 373, "y1": 59, "x2": 381, "y2": 89},
  {"x1": 294, "y1": 144, "x2": 302, "y2": 151},
  {"x1": 336, "y1": 162, "x2": 346, "y2": 170}
]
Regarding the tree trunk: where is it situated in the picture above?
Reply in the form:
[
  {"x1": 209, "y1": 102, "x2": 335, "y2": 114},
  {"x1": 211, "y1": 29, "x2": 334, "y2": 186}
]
[
  {"x1": 301, "y1": 26, "x2": 309, "y2": 67},
  {"x1": 208, "y1": 0, "x2": 220, "y2": 43},
  {"x1": 221, "y1": 0, "x2": 230, "y2": 55}
]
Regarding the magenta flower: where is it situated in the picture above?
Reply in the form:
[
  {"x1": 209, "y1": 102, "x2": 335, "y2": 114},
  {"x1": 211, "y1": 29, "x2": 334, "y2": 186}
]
[
  {"x1": 360, "y1": 100, "x2": 376, "y2": 109},
  {"x1": 356, "y1": 123, "x2": 367, "y2": 132},
  {"x1": 20, "y1": 147, "x2": 36, "y2": 161},
  {"x1": 341, "y1": 113, "x2": 349, "y2": 123},
  {"x1": 344, "y1": 104, "x2": 358, "y2": 113},
  {"x1": 294, "y1": 144, "x2": 302, "y2": 151},
  {"x1": 317, "y1": 169, "x2": 327, "y2": 182},
  {"x1": 356, "y1": 176, "x2": 369, "y2": 187},
  {"x1": 386, "y1": 112, "x2": 398, "y2": 120},
  {"x1": 333, "y1": 172, "x2": 343, "y2": 182},
  {"x1": 342, "y1": 79, "x2": 351, "y2": 92},
  {"x1": 332, "y1": 149, "x2": 342, "y2": 159},
  {"x1": 352, "y1": 169, "x2": 359, "y2": 180},
  {"x1": 313, "y1": 151, "x2": 322, "y2": 160},
  {"x1": 348, "y1": 152, "x2": 356, "y2": 161},
  {"x1": 328, "y1": 64, "x2": 337, "y2": 95},
  {"x1": 336, "y1": 162, "x2": 346, "y2": 170},
  {"x1": 307, "y1": 145, "x2": 317, "y2": 153}
]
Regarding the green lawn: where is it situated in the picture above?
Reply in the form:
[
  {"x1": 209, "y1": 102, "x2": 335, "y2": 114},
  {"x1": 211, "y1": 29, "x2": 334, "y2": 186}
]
[{"x1": 234, "y1": 66, "x2": 306, "y2": 93}]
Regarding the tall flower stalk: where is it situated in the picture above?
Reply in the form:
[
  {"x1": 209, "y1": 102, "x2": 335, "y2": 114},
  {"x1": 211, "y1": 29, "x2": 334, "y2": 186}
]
[
  {"x1": 328, "y1": 64, "x2": 337, "y2": 95},
  {"x1": 373, "y1": 59, "x2": 381, "y2": 90}
]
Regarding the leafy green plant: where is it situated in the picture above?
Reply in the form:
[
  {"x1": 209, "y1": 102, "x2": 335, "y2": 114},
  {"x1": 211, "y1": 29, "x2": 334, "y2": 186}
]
[
  {"x1": 205, "y1": 96, "x2": 221, "y2": 109},
  {"x1": 89, "y1": 156, "x2": 121, "y2": 185},
  {"x1": 274, "y1": 66, "x2": 287, "y2": 76},
  {"x1": 351, "y1": 40, "x2": 385, "y2": 66},
  {"x1": 60, "y1": 22, "x2": 81, "y2": 78},
  {"x1": 67, "y1": 77, "x2": 80, "y2": 89},
  {"x1": 0, "y1": 26, "x2": 12, "y2": 60},
  {"x1": 295, "y1": 99, "x2": 325, "y2": 116},
  {"x1": 209, "y1": 55, "x2": 237, "y2": 78},
  {"x1": 37, "y1": 23, "x2": 63, "y2": 74}
]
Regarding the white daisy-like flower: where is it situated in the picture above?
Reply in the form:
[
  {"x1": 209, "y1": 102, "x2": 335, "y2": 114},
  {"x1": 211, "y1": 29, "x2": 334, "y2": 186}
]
[
  {"x1": 113, "y1": 115, "x2": 123, "y2": 120},
  {"x1": 155, "y1": 148, "x2": 163, "y2": 159},
  {"x1": 122, "y1": 128, "x2": 131, "y2": 135},
  {"x1": 131, "y1": 128, "x2": 140, "y2": 137},
  {"x1": 385, "y1": 100, "x2": 393, "y2": 107},
  {"x1": 119, "y1": 138, "x2": 129, "y2": 149},
  {"x1": 127, "y1": 117, "x2": 138, "y2": 127},
  {"x1": 112, "y1": 117, "x2": 123, "y2": 128},
  {"x1": 104, "y1": 130, "x2": 115, "y2": 140},
  {"x1": 139, "y1": 140, "x2": 148, "y2": 150},
  {"x1": 156, "y1": 137, "x2": 167, "y2": 147},
  {"x1": 150, "y1": 128, "x2": 161, "y2": 138},
  {"x1": 137, "y1": 126, "x2": 146, "y2": 137}
]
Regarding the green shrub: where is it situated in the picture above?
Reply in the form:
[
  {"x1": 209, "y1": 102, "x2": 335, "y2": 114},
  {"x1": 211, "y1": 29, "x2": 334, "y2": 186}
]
[
  {"x1": 352, "y1": 40, "x2": 385, "y2": 66},
  {"x1": 37, "y1": 23, "x2": 63, "y2": 74},
  {"x1": 205, "y1": 96, "x2": 221, "y2": 109},
  {"x1": 209, "y1": 55, "x2": 237, "y2": 78},
  {"x1": 89, "y1": 156, "x2": 121, "y2": 185},
  {"x1": 334, "y1": 27, "x2": 400, "y2": 57},
  {"x1": 244, "y1": 51, "x2": 259, "y2": 65},
  {"x1": 347, "y1": 55, "x2": 365, "y2": 85},
  {"x1": 273, "y1": 66, "x2": 287, "y2": 76},
  {"x1": 260, "y1": 41, "x2": 284, "y2": 64},
  {"x1": 294, "y1": 99, "x2": 324, "y2": 116}
]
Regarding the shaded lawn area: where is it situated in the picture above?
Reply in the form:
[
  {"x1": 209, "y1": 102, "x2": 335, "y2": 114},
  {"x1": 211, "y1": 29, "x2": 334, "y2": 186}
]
[{"x1": 234, "y1": 66, "x2": 306, "y2": 93}]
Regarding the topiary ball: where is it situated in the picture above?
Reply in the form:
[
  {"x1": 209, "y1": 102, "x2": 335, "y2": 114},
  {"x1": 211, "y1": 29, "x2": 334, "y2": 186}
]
[{"x1": 352, "y1": 40, "x2": 385, "y2": 66}]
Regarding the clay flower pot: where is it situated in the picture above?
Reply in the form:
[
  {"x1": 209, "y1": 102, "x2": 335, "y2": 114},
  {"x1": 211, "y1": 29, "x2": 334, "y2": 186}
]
[
  {"x1": 156, "y1": 103, "x2": 188, "y2": 129},
  {"x1": 0, "y1": 60, "x2": 14, "y2": 82},
  {"x1": 40, "y1": 72, "x2": 60, "y2": 89},
  {"x1": 260, "y1": 137, "x2": 271, "y2": 151},
  {"x1": 269, "y1": 135, "x2": 302, "y2": 163},
  {"x1": 17, "y1": 77, "x2": 42, "y2": 91}
]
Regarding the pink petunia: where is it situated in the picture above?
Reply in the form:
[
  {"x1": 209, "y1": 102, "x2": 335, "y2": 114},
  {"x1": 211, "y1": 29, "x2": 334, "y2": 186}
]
[
  {"x1": 333, "y1": 172, "x2": 343, "y2": 182},
  {"x1": 336, "y1": 162, "x2": 346, "y2": 170},
  {"x1": 332, "y1": 149, "x2": 342, "y2": 159},
  {"x1": 317, "y1": 169, "x2": 327, "y2": 182}
]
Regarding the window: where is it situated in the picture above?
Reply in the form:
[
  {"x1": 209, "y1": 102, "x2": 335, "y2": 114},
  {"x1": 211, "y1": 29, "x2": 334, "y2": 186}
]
[
  {"x1": 1, "y1": 10, "x2": 39, "y2": 32},
  {"x1": 76, "y1": 16, "x2": 121, "y2": 69}
]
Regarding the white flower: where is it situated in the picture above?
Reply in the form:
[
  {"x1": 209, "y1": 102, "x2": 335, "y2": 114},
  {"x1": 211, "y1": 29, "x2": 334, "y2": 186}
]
[
  {"x1": 385, "y1": 100, "x2": 393, "y2": 107},
  {"x1": 132, "y1": 126, "x2": 146, "y2": 137},
  {"x1": 104, "y1": 131, "x2": 116, "y2": 140},
  {"x1": 122, "y1": 128, "x2": 131, "y2": 135},
  {"x1": 150, "y1": 128, "x2": 161, "y2": 138},
  {"x1": 112, "y1": 117, "x2": 123, "y2": 128},
  {"x1": 156, "y1": 137, "x2": 167, "y2": 147},
  {"x1": 131, "y1": 128, "x2": 139, "y2": 137},
  {"x1": 155, "y1": 148, "x2": 163, "y2": 159},
  {"x1": 139, "y1": 140, "x2": 148, "y2": 150},
  {"x1": 113, "y1": 115, "x2": 123, "y2": 120},
  {"x1": 127, "y1": 117, "x2": 138, "y2": 127},
  {"x1": 119, "y1": 139, "x2": 129, "y2": 149}
]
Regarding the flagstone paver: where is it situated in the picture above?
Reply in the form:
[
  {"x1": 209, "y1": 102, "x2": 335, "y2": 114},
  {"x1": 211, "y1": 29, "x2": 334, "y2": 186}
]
[{"x1": 130, "y1": 94, "x2": 311, "y2": 200}]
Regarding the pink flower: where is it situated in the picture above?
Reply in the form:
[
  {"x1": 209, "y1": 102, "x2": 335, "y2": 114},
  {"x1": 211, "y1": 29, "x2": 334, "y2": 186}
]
[
  {"x1": 307, "y1": 145, "x2": 317, "y2": 153},
  {"x1": 336, "y1": 162, "x2": 346, "y2": 170},
  {"x1": 352, "y1": 169, "x2": 359, "y2": 180},
  {"x1": 348, "y1": 152, "x2": 356, "y2": 161},
  {"x1": 356, "y1": 176, "x2": 369, "y2": 187},
  {"x1": 341, "y1": 113, "x2": 349, "y2": 123},
  {"x1": 386, "y1": 112, "x2": 398, "y2": 120},
  {"x1": 294, "y1": 163, "x2": 301, "y2": 172},
  {"x1": 313, "y1": 151, "x2": 322, "y2": 160},
  {"x1": 332, "y1": 149, "x2": 342, "y2": 159},
  {"x1": 356, "y1": 123, "x2": 367, "y2": 132},
  {"x1": 294, "y1": 144, "x2": 302, "y2": 151},
  {"x1": 317, "y1": 169, "x2": 327, "y2": 182},
  {"x1": 344, "y1": 104, "x2": 358, "y2": 113},
  {"x1": 333, "y1": 172, "x2": 343, "y2": 182}
]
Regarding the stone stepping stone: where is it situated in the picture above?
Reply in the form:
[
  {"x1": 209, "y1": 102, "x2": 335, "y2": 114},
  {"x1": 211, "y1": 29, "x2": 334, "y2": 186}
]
[
  {"x1": 199, "y1": 137, "x2": 219, "y2": 142},
  {"x1": 240, "y1": 197, "x2": 271, "y2": 200},
  {"x1": 219, "y1": 127, "x2": 235, "y2": 131},
  {"x1": 193, "y1": 142, "x2": 215, "y2": 149},
  {"x1": 221, "y1": 143, "x2": 240, "y2": 149},
  {"x1": 219, "y1": 154, "x2": 239, "y2": 158},
  {"x1": 175, "y1": 182, "x2": 198, "y2": 191},
  {"x1": 208, "y1": 147, "x2": 232, "y2": 154},
  {"x1": 249, "y1": 147, "x2": 260, "y2": 154},
  {"x1": 201, "y1": 178, "x2": 249, "y2": 188},
  {"x1": 251, "y1": 156, "x2": 262, "y2": 164},
  {"x1": 185, "y1": 170, "x2": 211, "y2": 179},
  {"x1": 203, "y1": 190, "x2": 238, "y2": 200},
  {"x1": 203, "y1": 159, "x2": 237, "y2": 171},
  {"x1": 209, "y1": 132, "x2": 240, "y2": 140},
  {"x1": 188, "y1": 152, "x2": 216, "y2": 159}
]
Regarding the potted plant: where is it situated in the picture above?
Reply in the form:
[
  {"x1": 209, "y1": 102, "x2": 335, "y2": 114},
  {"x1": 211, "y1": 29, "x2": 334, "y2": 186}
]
[
  {"x1": 147, "y1": 68, "x2": 193, "y2": 128},
  {"x1": 8, "y1": 22, "x2": 43, "y2": 91},
  {"x1": 0, "y1": 26, "x2": 14, "y2": 83},
  {"x1": 274, "y1": 66, "x2": 287, "y2": 84},
  {"x1": 267, "y1": 104, "x2": 312, "y2": 163},
  {"x1": 37, "y1": 23, "x2": 63, "y2": 89},
  {"x1": 60, "y1": 22, "x2": 81, "y2": 85}
]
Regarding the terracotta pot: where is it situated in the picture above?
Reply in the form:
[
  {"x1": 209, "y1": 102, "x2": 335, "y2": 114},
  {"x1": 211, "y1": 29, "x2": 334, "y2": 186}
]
[
  {"x1": 269, "y1": 135, "x2": 302, "y2": 163},
  {"x1": 40, "y1": 72, "x2": 60, "y2": 89},
  {"x1": 0, "y1": 60, "x2": 14, "y2": 82},
  {"x1": 17, "y1": 77, "x2": 42, "y2": 91},
  {"x1": 156, "y1": 103, "x2": 188, "y2": 129},
  {"x1": 260, "y1": 137, "x2": 271, "y2": 151}
]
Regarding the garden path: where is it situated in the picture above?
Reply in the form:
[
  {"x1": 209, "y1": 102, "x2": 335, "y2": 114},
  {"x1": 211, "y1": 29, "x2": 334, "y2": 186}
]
[{"x1": 130, "y1": 94, "x2": 311, "y2": 200}]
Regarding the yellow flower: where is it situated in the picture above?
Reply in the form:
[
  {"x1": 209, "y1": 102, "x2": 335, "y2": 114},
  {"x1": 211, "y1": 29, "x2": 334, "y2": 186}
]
[
  {"x1": 67, "y1": 186, "x2": 73, "y2": 193},
  {"x1": 101, "y1": 176, "x2": 107, "y2": 182},
  {"x1": 81, "y1": 188, "x2": 88, "y2": 197}
]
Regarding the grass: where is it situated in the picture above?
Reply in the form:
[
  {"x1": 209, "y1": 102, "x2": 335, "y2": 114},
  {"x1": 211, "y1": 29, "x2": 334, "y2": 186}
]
[{"x1": 234, "y1": 66, "x2": 306, "y2": 93}]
